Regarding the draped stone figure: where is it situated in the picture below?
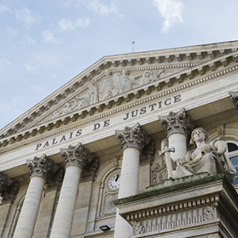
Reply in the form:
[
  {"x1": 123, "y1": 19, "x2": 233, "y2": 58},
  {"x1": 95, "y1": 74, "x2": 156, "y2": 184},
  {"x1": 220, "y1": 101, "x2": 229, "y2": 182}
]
[{"x1": 173, "y1": 127, "x2": 236, "y2": 183}]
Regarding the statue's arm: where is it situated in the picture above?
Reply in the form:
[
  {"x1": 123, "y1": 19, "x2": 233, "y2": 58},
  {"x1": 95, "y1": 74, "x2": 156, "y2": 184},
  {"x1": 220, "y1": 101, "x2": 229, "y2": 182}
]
[{"x1": 211, "y1": 140, "x2": 227, "y2": 155}]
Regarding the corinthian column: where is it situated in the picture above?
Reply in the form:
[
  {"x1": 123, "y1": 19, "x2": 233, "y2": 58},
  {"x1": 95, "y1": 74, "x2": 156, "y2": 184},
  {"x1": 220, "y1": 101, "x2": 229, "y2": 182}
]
[
  {"x1": 159, "y1": 108, "x2": 193, "y2": 162},
  {"x1": 114, "y1": 123, "x2": 150, "y2": 238},
  {"x1": 13, "y1": 155, "x2": 54, "y2": 238},
  {"x1": 50, "y1": 143, "x2": 94, "y2": 238}
]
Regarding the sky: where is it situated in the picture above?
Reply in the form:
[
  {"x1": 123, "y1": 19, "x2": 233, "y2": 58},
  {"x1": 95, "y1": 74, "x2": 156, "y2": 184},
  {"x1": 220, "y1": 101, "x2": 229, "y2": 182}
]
[{"x1": 0, "y1": 0, "x2": 238, "y2": 130}]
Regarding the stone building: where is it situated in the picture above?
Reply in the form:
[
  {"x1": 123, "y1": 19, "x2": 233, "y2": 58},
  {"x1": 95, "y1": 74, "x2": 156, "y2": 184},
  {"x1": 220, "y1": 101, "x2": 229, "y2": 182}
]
[{"x1": 0, "y1": 40, "x2": 238, "y2": 238}]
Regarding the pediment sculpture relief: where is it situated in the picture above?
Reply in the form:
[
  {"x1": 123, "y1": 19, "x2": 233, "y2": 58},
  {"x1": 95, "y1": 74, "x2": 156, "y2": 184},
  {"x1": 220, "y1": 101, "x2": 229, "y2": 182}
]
[
  {"x1": 163, "y1": 127, "x2": 236, "y2": 183},
  {"x1": 51, "y1": 68, "x2": 172, "y2": 120}
]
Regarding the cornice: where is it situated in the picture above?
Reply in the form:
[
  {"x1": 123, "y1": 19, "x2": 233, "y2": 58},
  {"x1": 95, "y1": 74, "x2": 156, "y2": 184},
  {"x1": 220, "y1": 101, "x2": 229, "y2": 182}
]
[
  {"x1": 1, "y1": 43, "x2": 237, "y2": 138},
  {"x1": 1, "y1": 58, "x2": 238, "y2": 153},
  {"x1": 0, "y1": 47, "x2": 238, "y2": 150}
]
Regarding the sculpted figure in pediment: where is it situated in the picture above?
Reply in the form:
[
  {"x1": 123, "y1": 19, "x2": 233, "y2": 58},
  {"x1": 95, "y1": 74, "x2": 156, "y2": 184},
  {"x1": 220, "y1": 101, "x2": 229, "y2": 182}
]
[
  {"x1": 99, "y1": 70, "x2": 119, "y2": 100},
  {"x1": 52, "y1": 99, "x2": 78, "y2": 118},
  {"x1": 117, "y1": 69, "x2": 135, "y2": 93},
  {"x1": 78, "y1": 81, "x2": 98, "y2": 108},
  {"x1": 173, "y1": 128, "x2": 236, "y2": 183},
  {"x1": 135, "y1": 70, "x2": 155, "y2": 86}
]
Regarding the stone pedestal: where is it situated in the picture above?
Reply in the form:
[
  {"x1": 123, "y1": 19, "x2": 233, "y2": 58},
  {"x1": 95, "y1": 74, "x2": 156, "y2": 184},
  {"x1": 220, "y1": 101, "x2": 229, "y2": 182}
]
[
  {"x1": 114, "y1": 123, "x2": 150, "y2": 238},
  {"x1": 115, "y1": 173, "x2": 238, "y2": 238}
]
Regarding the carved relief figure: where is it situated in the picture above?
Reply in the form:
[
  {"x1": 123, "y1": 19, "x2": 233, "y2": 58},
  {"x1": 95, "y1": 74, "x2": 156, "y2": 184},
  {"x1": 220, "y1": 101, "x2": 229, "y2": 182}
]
[
  {"x1": 117, "y1": 69, "x2": 135, "y2": 93},
  {"x1": 174, "y1": 128, "x2": 236, "y2": 182},
  {"x1": 79, "y1": 82, "x2": 98, "y2": 108},
  {"x1": 99, "y1": 70, "x2": 119, "y2": 100},
  {"x1": 136, "y1": 70, "x2": 155, "y2": 86},
  {"x1": 52, "y1": 99, "x2": 78, "y2": 118}
]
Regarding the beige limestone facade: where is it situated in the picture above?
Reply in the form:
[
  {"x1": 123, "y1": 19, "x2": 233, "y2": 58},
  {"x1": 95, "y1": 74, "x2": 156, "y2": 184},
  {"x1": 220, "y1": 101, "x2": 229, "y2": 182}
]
[{"x1": 1, "y1": 40, "x2": 238, "y2": 237}]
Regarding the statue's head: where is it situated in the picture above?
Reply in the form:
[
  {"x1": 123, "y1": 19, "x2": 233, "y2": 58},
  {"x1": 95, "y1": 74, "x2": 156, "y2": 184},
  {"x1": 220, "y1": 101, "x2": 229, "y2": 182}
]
[{"x1": 190, "y1": 127, "x2": 208, "y2": 144}]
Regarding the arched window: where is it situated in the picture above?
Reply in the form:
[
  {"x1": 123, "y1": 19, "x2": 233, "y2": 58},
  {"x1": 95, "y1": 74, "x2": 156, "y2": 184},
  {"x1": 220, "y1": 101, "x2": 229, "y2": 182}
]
[{"x1": 226, "y1": 142, "x2": 238, "y2": 186}]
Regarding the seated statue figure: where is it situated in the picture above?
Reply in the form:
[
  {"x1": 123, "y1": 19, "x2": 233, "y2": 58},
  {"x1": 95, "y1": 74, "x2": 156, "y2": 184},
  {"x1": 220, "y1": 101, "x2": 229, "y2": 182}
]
[{"x1": 173, "y1": 127, "x2": 236, "y2": 183}]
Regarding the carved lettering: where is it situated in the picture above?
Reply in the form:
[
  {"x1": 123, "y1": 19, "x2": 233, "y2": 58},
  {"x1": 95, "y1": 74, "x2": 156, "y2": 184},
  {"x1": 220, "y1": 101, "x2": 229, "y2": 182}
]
[
  {"x1": 76, "y1": 129, "x2": 82, "y2": 137},
  {"x1": 43, "y1": 141, "x2": 50, "y2": 148},
  {"x1": 140, "y1": 107, "x2": 146, "y2": 115},
  {"x1": 35, "y1": 143, "x2": 42, "y2": 151},
  {"x1": 123, "y1": 112, "x2": 129, "y2": 121},
  {"x1": 158, "y1": 101, "x2": 162, "y2": 108},
  {"x1": 59, "y1": 135, "x2": 66, "y2": 143},
  {"x1": 131, "y1": 109, "x2": 139, "y2": 117},
  {"x1": 164, "y1": 98, "x2": 171, "y2": 106},
  {"x1": 34, "y1": 95, "x2": 182, "y2": 151},
  {"x1": 93, "y1": 123, "x2": 100, "y2": 131},
  {"x1": 69, "y1": 132, "x2": 73, "y2": 139},
  {"x1": 149, "y1": 103, "x2": 157, "y2": 111},
  {"x1": 174, "y1": 95, "x2": 181, "y2": 103},
  {"x1": 52, "y1": 138, "x2": 58, "y2": 145},
  {"x1": 103, "y1": 119, "x2": 110, "y2": 127}
]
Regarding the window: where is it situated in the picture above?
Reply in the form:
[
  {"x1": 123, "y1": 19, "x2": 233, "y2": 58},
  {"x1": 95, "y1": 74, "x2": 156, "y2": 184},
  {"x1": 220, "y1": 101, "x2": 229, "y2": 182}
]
[{"x1": 227, "y1": 142, "x2": 238, "y2": 185}]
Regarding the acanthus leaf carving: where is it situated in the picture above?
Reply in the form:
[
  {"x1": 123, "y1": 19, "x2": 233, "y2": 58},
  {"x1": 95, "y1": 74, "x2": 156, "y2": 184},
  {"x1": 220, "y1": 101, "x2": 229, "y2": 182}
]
[
  {"x1": 60, "y1": 142, "x2": 95, "y2": 170},
  {"x1": 0, "y1": 171, "x2": 19, "y2": 204},
  {"x1": 27, "y1": 154, "x2": 56, "y2": 180},
  {"x1": 116, "y1": 123, "x2": 150, "y2": 151}
]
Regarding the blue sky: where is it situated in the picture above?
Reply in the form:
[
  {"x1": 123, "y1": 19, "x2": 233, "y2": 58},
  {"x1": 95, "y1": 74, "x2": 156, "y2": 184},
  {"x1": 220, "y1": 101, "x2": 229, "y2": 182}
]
[{"x1": 0, "y1": 0, "x2": 238, "y2": 130}]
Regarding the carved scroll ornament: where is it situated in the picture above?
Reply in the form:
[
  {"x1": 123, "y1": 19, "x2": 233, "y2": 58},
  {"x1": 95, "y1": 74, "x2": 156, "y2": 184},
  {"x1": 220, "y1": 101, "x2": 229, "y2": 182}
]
[
  {"x1": 60, "y1": 142, "x2": 95, "y2": 170},
  {"x1": 116, "y1": 123, "x2": 150, "y2": 151}
]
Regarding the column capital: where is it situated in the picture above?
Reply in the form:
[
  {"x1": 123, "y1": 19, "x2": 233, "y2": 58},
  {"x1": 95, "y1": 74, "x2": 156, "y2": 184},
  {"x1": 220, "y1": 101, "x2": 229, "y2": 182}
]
[
  {"x1": 27, "y1": 154, "x2": 54, "y2": 180},
  {"x1": 229, "y1": 91, "x2": 238, "y2": 112},
  {"x1": 60, "y1": 142, "x2": 95, "y2": 169},
  {"x1": 0, "y1": 171, "x2": 19, "y2": 204},
  {"x1": 116, "y1": 123, "x2": 150, "y2": 151},
  {"x1": 159, "y1": 108, "x2": 194, "y2": 137}
]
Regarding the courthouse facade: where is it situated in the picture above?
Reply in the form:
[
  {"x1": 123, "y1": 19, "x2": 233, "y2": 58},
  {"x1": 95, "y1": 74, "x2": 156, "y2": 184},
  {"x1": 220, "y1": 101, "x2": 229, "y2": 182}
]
[{"x1": 1, "y1": 40, "x2": 238, "y2": 238}]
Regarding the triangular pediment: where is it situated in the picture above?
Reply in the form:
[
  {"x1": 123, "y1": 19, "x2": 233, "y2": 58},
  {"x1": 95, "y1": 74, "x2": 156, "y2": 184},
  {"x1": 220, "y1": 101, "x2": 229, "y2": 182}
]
[{"x1": 1, "y1": 40, "x2": 238, "y2": 142}]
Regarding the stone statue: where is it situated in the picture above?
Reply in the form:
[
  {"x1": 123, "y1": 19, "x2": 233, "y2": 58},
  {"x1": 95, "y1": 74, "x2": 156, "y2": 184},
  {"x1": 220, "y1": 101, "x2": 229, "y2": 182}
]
[{"x1": 174, "y1": 127, "x2": 236, "y2": 183}]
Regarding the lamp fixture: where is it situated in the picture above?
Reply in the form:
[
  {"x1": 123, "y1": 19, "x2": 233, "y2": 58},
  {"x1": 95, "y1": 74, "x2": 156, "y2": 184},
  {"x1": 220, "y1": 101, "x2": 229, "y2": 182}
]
[{"x1": 99, "y1": 225, "x2": 111, "y2": 231}]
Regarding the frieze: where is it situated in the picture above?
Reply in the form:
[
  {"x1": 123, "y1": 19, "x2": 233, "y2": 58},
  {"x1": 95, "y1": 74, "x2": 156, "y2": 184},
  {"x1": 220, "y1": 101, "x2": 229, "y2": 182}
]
[{"x1": 34, "y1": 95, "x2": 182, "y2": 152}]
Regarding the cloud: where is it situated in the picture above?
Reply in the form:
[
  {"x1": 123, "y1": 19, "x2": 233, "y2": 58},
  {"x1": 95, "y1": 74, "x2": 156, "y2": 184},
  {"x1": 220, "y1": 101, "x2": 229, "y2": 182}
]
[
  {"x1": 24, "y1": 63, "x2": 38, "y2": 73},
  {"x1": 15, "y1": 7, "x2": 41, "y2": 29},
  {"x1": 42, "y1": 30, "x2": 58, "y2": 44},
  {"x1": 0, "y1": 58, "x2": 11, "y2": 71},
  {"x1": 59, "y1": 18, "x2": 90, "y2": 31},
  {"x1": 0, "y1": 4, "x2": 12, "y2": 14},
  {"x1": 87, "y1": 0, "x2": 117, "y2": 16},
  {"x1": 152, "y1": 0, "x2": 183, "y2": 32},
  {"x1": 22, "y1": 35, "x2": 36, "y2": 45},
  {"x1": 6, "y1": 27, "x2": 18, "y2": 40},
  {"x1": 31, "y1": 85, "x2": 44, "y2": 93},
  {"x1": 76, "y1": 18, "x2": 90, "y2": 28}
]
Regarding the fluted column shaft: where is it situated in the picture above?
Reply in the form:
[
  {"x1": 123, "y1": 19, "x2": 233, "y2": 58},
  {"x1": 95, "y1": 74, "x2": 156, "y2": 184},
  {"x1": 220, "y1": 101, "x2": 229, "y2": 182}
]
[
  {"x1": 50, "y1": 143, "x2": 94, "y2": 238},
  {"x1": 13, "y1": 155, "x2": 53, "y2": 238},
  {"x1": 159, "y1": 108, "x2": 193, "y2": 163},
  {"x1": 50, "y1": 165, "x2": 82, "y2": 238},
  {"x1": 114, "y1": 123, "x2": 149, "y2": 238}
]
